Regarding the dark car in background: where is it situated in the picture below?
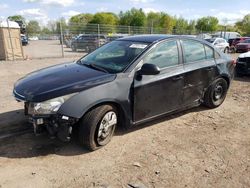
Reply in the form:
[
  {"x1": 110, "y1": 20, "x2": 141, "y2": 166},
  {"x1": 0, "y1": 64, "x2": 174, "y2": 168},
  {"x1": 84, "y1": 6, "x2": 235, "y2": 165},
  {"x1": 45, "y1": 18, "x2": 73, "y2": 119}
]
[
  {"x1": 232, "y1": 37, "x2": 250, "y2": 47},
  {"x1": 71, "y1": 34, "x2": 107, "y2": 52},
  {"x1": 235, "y1": 52, "x2": 250, "y2": 76},
  {"x1": 231, "y1": 37, "x2": 250, "y2": 53},
  {"x1": 21, "y1": 34, "x2": 28, "y2": 46},
  {"x1": 236, "y1": 39, "x2": 250, "y2": 53},
  {"x1": 13, "y1": 35, "x2": 234, "y2": 151}
]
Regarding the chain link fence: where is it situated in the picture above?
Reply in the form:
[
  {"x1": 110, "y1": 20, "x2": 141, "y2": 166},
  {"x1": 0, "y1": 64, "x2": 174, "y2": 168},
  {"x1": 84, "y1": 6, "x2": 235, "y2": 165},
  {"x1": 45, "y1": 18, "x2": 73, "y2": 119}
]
[{"x1": 4, "y1": 22, "x2": 229, "y2": 60}]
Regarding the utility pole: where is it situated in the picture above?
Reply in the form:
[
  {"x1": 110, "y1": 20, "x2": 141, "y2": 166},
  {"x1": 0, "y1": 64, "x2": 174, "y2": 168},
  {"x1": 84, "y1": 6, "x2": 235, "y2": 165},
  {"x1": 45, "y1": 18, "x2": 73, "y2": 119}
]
[
  {"x1": 151, "y1": 20, "x2": 154, "y2": 34},
  {"x1": 60, "y1": 21, "x2": 64, "y2": 58}
]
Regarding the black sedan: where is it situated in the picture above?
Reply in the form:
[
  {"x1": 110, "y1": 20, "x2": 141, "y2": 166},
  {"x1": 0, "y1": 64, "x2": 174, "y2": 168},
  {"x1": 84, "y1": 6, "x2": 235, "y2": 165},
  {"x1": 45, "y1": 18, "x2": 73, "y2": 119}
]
[
  {"x1": 13, "y1": 35, "x2": 234, "y2": 151},
  {"x1": 235, "y1": 51, "x2": 250, "y2": 76}
]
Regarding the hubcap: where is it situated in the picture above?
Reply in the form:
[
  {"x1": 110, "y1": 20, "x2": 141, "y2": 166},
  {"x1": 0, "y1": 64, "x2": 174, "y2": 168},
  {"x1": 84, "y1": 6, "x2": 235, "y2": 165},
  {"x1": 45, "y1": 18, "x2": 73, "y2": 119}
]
[
  {"x1": 97, "y1": 111, "x2": 117, "y2": 144},
  {"x1": 214, "y1": 84, "x2": 223, "y2": 100}
]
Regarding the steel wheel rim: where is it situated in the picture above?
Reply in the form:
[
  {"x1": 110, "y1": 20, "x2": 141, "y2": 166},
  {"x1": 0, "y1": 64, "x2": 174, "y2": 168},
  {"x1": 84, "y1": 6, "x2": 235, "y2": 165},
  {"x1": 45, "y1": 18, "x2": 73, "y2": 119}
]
[
  {"x1": 97, "y1": 111, "x2": 117, "y2": 145},
  {"x1": 214, "y1": 83, "x2": 223, "y2": 101}
]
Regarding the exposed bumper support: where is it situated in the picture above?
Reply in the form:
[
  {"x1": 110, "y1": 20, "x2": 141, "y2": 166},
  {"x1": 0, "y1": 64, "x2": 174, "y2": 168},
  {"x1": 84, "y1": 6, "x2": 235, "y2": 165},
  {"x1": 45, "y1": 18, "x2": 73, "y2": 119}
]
[{"x1": 29, "y1": 114, "x2": 78, "y2": 141}]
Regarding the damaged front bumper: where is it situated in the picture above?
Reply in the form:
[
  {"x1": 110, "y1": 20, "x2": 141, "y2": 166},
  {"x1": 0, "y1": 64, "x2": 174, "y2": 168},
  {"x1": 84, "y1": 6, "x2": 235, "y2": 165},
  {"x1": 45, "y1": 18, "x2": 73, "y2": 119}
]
[{"x1": 25, "y1": 102, "x2": 78, "y2": 141}]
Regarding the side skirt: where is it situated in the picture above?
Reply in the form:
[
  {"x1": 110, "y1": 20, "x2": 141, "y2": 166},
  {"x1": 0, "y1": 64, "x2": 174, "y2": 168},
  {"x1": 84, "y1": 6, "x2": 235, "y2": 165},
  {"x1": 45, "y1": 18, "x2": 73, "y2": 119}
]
[{"x1": 131, "y1": 101, "x2": 201, "y2": 126}]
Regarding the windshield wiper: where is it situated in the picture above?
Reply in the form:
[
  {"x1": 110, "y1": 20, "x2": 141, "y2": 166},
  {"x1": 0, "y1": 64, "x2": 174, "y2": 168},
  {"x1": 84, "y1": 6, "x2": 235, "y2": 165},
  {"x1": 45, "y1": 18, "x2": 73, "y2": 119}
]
[{"x1": 83, "y1": 63, "x2": 109, "y2": 73}]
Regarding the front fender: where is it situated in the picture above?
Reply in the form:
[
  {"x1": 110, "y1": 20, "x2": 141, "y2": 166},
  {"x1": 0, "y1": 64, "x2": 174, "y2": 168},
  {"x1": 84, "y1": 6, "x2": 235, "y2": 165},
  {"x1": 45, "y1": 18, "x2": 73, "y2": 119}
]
[{"x1": 57, "y1": 74, "x2": 133, "y2": 124}]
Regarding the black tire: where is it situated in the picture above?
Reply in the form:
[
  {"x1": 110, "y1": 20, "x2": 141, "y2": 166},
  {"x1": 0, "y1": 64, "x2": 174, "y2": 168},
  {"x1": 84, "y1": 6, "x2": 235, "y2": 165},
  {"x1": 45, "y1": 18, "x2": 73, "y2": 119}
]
[
  {"x1": 78, "y1": 105, "x2": 118, "y2": 151},
  {"x1": 231, "y1": 47, "x2": 236, "y2": 53},
  {"x1": 224, "y1": 47, "x2": 229, "y2": 54},
  {"x1": 203, "y1": 78, "x2": 228, "y2": 108}
]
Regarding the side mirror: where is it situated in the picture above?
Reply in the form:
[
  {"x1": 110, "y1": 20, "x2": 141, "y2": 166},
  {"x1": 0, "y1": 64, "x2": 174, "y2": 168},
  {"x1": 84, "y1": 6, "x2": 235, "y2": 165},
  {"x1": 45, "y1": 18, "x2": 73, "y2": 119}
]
[{"x1": 139, "y1": 63, "x2": 160, "y2": 75}]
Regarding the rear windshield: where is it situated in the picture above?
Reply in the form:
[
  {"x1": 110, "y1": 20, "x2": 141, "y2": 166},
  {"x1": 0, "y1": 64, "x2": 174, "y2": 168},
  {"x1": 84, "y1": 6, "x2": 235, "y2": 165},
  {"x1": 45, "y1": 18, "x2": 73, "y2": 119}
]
[{"x1": 244, "y1": 39, "x2": 250, "y2": 43}]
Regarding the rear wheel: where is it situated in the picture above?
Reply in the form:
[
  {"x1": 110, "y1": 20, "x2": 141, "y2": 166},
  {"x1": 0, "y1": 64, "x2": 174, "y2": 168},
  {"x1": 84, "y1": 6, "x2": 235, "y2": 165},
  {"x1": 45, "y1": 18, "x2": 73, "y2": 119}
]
[
  {"x1": 203, "y1": 78, "x2": 228, "y2": 108},
  {"x1": 78, "y1": 105, "x2": 118, "y2": 151}
]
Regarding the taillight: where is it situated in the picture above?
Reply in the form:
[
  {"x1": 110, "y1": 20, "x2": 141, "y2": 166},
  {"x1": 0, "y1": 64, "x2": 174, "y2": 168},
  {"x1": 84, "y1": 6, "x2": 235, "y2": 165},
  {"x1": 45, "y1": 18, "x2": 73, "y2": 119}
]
[{"x1": 232, "y1": 59, "x2": 237, "y2": 66}]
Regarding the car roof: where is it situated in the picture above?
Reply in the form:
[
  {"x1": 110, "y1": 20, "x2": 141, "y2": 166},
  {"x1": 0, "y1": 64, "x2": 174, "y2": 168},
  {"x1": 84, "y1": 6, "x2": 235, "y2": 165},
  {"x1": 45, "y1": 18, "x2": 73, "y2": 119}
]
[
  {"x1": 213, "y1": 37, "x2": 225, "y2": 40},
  {"x1": 117, "y1": 34, "x2": 175, "y2": 43}
]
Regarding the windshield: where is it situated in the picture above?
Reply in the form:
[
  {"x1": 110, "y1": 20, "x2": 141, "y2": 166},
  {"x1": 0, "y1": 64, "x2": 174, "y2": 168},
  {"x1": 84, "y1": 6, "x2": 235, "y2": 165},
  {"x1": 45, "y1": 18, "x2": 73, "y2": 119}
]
[{"x1": 78, "y1": 40, "x2": 149, "y2": 73}]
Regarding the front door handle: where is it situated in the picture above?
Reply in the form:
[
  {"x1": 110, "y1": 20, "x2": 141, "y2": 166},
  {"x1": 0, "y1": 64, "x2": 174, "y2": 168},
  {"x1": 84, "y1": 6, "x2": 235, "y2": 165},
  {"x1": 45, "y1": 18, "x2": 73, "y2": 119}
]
[{"x1": 172, "y1": 75, "x2": 183, "y2": 81}]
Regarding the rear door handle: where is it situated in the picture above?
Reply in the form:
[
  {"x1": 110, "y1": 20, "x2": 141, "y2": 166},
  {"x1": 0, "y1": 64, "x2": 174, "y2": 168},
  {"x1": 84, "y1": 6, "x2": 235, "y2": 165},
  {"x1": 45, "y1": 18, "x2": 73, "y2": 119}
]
[
  {"x1": 172, "y1": 75, "x2": 183, "y2": 81},
  {"x1": 206, "y1": 67, "x2": 213, "y2": 71}
]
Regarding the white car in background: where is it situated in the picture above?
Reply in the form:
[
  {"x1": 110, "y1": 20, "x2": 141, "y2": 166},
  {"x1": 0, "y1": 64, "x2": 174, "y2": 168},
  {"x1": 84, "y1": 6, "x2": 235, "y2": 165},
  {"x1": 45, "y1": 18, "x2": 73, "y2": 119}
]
[
  {"x1": 29, "y1": 36, "x2": 39, "y2": 41},
  {"x1": 205, "y1": 38, "x2": 230, "y2": 53}
]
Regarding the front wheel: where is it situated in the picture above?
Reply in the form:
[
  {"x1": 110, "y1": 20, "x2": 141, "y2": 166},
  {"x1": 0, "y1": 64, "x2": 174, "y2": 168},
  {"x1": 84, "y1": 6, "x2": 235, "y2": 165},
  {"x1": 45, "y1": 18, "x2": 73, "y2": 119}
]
[
  {"x1": 203, "y1": 78, "x2": 228, "y2": 108},
  {"x1": 78, "y1": 105, "x2": 118, "y2": 151}
]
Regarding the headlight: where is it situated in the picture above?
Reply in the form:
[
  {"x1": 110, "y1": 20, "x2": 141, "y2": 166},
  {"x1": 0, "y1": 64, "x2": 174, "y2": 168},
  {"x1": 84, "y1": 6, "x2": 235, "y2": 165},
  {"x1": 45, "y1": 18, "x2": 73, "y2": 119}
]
[{"x1": 28, "y1": 93, "x2": 77, "y2": 115}]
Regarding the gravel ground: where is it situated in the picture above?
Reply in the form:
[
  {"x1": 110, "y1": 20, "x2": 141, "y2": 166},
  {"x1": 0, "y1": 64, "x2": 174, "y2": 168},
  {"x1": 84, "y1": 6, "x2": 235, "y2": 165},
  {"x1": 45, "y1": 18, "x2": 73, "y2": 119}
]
[{"x1": 0, "y1": 54, "x2": 249, "y2": 188}]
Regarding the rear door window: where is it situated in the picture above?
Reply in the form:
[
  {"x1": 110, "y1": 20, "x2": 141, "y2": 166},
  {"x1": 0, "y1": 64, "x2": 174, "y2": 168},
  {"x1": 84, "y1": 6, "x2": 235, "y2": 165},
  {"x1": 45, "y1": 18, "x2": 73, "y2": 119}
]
[
  {"x1": 204, "y1": 45, "x2": 214, "y2": 59},
  {"x1": 182, "y1": 40, "x2": 206, "y2": 63},
  {"x1": 142, "y1": 40, "x2": 179, "y2": 69}
]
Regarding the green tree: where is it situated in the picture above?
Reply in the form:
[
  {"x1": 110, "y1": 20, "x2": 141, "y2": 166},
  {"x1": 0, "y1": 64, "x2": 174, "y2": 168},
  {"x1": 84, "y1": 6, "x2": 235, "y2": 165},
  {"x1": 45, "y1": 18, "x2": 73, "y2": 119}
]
[
  {"x1": 146, "y1": 12, "x2": 161, "y2": 28},
  {"x1": 26, "y1": 20, "x2": 41, "y2": 35},
  {"x1": 69, "y1": 13, "x2": 93, "y2": 24},
  {"x1": 159, "y1": 13, "x2": 175, "y2": 34},
  {"x1": 8, "y1": 15, "x2": 25, "y2": 23},
  {"x1": 195, "y1": 16, "x2": 219, "y2": 32},
  {"x1": 8, "y1": 15, "x2": 26, "y2": 33},
  {"x1": 69, "y1": 13, "x2": 94, "y2": 34},
  {"x1": 119, "y1": 8, "x2": 146, "y2": 26},
  {"x1": 186, "y1": 20, "x2": 196, "y2": 34},
  {"x1": 90, "y1": 12, "x2": 118, "y2": 25},
  {"x1": 174, "y1": 17, "x2": 188, "y2": 34},
  {"x1": 238, "y1": 14, "x2": 250, "y2": 35},
  {"x1": 41, "y1": 27, "x2": 52, "y2": 35}
]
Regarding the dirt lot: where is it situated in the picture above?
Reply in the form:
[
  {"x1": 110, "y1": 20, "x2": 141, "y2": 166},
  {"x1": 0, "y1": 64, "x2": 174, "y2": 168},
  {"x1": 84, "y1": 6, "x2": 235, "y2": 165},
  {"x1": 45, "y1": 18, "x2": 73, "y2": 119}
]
[
  {"x1": 23, "y1": 40, "x2": 83, "y2": 59},
  {"x1": 0, "y1": 55, "x2": 249, "y2": 188}
]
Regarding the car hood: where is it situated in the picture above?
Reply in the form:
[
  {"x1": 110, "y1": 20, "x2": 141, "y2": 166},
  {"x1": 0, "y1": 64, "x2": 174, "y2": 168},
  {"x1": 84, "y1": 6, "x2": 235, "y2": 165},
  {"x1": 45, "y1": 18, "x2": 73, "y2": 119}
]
[
  {"x1": 239, "y1": 51, "x2": 250, "y2": 58},
  {"x1": 237, "y1": 43, "x2": 250, "y2": 46},
  {"x1": 14, "y1": 62, "x2": 116, "y2": 102}
]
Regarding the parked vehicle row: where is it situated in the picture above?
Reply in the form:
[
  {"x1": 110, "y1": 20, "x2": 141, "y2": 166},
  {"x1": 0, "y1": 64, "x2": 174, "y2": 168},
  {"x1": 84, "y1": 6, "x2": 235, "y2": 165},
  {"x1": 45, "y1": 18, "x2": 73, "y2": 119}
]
[
  {"x1": 71, "y1": 34, "x2": 107, "y2": 53},
  {"x1": 68, "y1": 34, "x2": 127, "y2": 52},
  {"x1": 235, "y1": 39, "x2": 250, "y2": 53}
]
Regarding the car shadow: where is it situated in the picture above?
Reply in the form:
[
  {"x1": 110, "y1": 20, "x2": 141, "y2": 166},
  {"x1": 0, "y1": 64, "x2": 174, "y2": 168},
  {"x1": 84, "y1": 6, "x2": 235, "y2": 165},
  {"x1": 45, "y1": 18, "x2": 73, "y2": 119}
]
[
  {"x1": 0, "y1": 109, "x2": 28, "y2": 134},
  {"x1": 0, "y1": 105, "x2": 208, "y2": 159},
  {"x1": 115, "y1": 105, "x2": 208, "y2": 136}
]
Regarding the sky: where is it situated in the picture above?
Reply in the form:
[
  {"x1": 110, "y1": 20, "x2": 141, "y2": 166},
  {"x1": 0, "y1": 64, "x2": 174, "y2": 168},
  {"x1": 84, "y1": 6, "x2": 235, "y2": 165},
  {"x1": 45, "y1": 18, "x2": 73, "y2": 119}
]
[{"x1": 0, "y1": 0, "x2": 250, "y2": 25}]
